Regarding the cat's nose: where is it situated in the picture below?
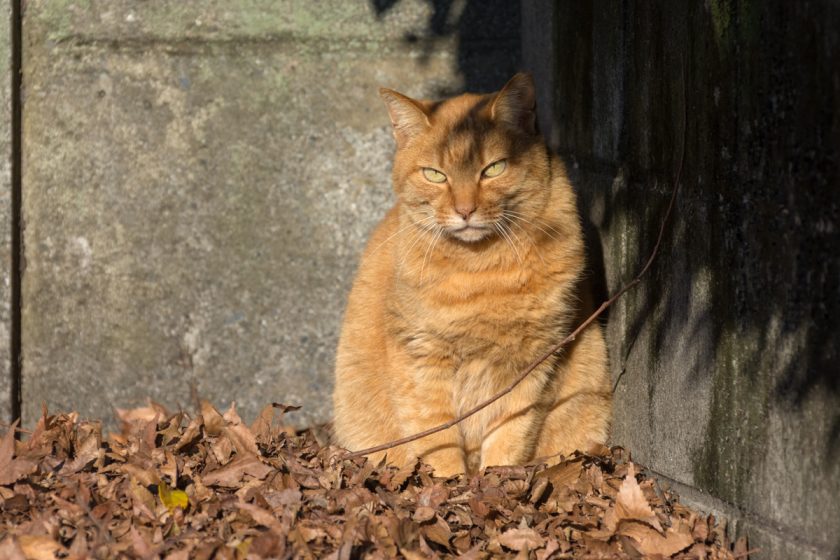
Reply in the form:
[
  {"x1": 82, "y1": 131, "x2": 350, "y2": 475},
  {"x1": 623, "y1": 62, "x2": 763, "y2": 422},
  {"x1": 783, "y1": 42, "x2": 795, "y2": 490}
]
[{"x1": 455, "y1": 202, "x2": 477, "y2": 221}]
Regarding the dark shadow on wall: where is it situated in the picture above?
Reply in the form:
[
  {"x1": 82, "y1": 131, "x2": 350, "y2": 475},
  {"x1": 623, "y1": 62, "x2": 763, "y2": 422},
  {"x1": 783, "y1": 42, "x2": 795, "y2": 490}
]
[
  {"x1": 371, "y1": 0, "x2": 521, "y2": 94},
  {"x1": 366, "y1": 0, "x2": 840, "y2": 549},
  {"x1": 548, "y1": 2, "x2": 840, "y2": 551}
]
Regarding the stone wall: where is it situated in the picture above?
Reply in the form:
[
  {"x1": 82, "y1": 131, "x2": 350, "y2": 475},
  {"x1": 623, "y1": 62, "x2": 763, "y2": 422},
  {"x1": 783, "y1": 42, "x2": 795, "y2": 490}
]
[
  {"x1": 18, "y1": 0, "x2": 519, "y2": 427},
  {"x1": 524, "y1": 2, "x2": 840, "y2": 558},
  {"x1": 7, "y1": 2, "x2": 839, "y2": 558}
]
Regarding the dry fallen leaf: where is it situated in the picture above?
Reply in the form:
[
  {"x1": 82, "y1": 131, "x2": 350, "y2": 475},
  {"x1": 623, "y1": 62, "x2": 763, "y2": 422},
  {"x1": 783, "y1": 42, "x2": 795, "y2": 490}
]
[
  {"x1": 202, "y1": 453, "x2": 272, "y2": 486},
  {"x1": 621, "y1": 519, "x2": 695, "y2": 557},
  {"x1": 536, "y1": 456, "x2": 584, "y2": 492},
  {"x1": 0, "y1": 402, "x2": 747, "y2": 560},
  {"x1": 422, "y1": 515, "x2": 452, "y2": 548},
  {"x1": 413, "y1": 505, "x2": 436, "y2": 522},
  {"x1": 222, "y1": 404, "x2": 261, "y2": 457},
  {"x1": 237, "y1": 502, "x2": 286, "y2": 532},
  {"x1": 60, "y1": 421, "x2": 102, "y2": 475},
  {"x1": 606, "y1": 463, "x2": 664, "y2": 533},
  {"x1": 17, "y1": 535, "x2": 66, "y2": 560},
  {"x1": 0, "y1": 422, "x2": 38, "y2": 486},
  {"x1": 0, "y1": 537, "x2": 26, "y2": 560},
  {"x1": 498, "y1": 527, "x2": 545, "y2": 552}
]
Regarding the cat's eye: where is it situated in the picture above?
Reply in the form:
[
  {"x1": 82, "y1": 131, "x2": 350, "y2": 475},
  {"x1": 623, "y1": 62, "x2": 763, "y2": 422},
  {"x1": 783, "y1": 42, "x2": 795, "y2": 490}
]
[
  {"x1": 422, "y1": 167, "x2": 447, "y2": 183},
  {"x1": 483, "y1": 159, "x2": 507, "y2": 178}
]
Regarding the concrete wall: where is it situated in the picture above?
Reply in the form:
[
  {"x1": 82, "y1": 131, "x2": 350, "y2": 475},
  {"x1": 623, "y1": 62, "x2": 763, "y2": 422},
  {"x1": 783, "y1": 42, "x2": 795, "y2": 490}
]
[
  {"x1": 524, "y1": 2, "x2": 839, "y2": 559},
  {"x1": 18, "y1": 0, "x2": 519, "y2": 427}
]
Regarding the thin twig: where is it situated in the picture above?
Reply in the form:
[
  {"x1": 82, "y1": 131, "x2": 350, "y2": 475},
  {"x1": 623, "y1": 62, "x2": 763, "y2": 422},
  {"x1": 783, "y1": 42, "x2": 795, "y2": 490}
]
[{"x1": 344, "y1": 65, "x2": 687, "y2": 462}]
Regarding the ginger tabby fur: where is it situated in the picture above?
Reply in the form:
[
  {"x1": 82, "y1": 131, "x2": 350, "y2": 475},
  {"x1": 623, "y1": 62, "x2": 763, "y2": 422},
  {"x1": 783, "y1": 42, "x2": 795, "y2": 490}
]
[{"x1": 333, "y1": 74, "x2": 611, "y2": 477}]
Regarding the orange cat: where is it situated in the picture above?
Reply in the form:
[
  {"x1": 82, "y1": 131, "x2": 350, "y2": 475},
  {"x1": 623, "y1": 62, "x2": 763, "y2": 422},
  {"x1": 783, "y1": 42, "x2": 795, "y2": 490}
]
[{"x1": 333, "y1": 74, "x2": 611, "y2": 476}]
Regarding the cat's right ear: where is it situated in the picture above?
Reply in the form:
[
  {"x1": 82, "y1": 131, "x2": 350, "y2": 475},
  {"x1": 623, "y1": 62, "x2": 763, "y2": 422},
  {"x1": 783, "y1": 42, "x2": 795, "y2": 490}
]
[
  {"x1": 491, "y1": 73, "x2": 537, "y2": 135},
  {"x1": 379, "y1": 88, "x2": 430, "y2": 147}
]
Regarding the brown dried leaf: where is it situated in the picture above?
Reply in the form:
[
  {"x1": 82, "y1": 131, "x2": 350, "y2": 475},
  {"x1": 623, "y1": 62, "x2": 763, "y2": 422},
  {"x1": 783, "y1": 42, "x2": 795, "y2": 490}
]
[
  {"x1": 157, "y1": 412, "x2": 185, "y2": 446},
  {"x1": 17, "y1": 535, "x2": 66, "y2": 560},
  {"x1": 620, "y1": 520, "x2": 694, "y2": 557},
  {"x1": 202, "y1": 454, "x2": 272, "y2": 487},
  {"x1": 385, "y1": 457, "x2": 419, "y2": 491},
  {"x1": 174, "y1": 415, "x2": 203, "y2": 452},
  {"x1": 529, "y1": 476, "x2": 550, "y2": 504},
  {"x1": 199, "y1": 401, "x2": 225, "y2": 436},
  {"x1": 0, "y1": 422, "x2": 37, "y2": 486},
  {"x1": 418, "y1": 482, "x2": 450, "y2": 508},
  {"x1": 222, "y1": 404, "x2": 260, "y2": 457},
  {"x1": 606, "y1": 463, "x2": 663, "y2": 533},
  {"x1": 456, "y1": 544, "x2": 488, "y2": 559},
  {"x1": 60, "y1": 422, "x2": 102, "y2": 475},
  {"x1": 209, "y1": 433, "x2": 233, "y2": 465},
  {"x1": 498, "y1": 527, "x2": 545, "y2": 551},
  {"x1": 422, "y1": 515, "x2": 452, "y2": 548},
  {"x1": 237, "y1": 502, "x2": 285, "y2": 531},
  {"x1": 0, "y1": 537, "x2": 26, "y2": 560},
  {"x1": 413, "y1": 505, "x2": 435, "y2": 523},
  {"x1": 536, "y1": 457, "x2": 584, "y2": 492},
  {"x1": 0, "y1": 402, "x2": 743, "y2": 560},
  {"x1": 160, "y1": 449, "x2": 178, "y2": 484},
  {"x1": 298, "y1": 522, "x2": 328, "y2": 543},
  {"x1": 119, "y1": 462, "x2": 160, "y2": 487},
  {"x1": 250, "y1": 404, "x2": 275, "y2": 444},
  {"x1": 130, "y1": 526, "x2": 157, "y2": 559},
  {"x1": 535, "y1": 538, "x2": 560, "y2": 560},
  {"x1": 129, "y1": 478, "x2": 157, "y2": 520}
]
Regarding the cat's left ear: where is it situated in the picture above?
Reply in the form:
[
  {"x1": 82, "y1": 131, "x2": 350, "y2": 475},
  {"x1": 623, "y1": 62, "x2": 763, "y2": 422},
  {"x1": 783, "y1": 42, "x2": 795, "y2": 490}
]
[
  {"x1": 379, "y1": 88, "x2": 431, "y2": 147},
  {"x1": 491, "y1": 73, "x2": 537, "y2": 135}
]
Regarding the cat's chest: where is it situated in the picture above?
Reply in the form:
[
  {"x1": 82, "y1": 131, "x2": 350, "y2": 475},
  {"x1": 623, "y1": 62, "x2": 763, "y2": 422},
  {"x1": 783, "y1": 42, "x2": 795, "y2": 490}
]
[{"x1": 394, "y1": 265, "x2": 571, "y2": 342}]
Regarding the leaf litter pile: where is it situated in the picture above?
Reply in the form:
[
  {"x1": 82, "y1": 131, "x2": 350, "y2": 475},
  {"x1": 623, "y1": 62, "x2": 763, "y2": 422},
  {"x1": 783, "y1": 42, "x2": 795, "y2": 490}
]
[{"x1": 0, "y1": 402, "x2": 749, "y2": 559}]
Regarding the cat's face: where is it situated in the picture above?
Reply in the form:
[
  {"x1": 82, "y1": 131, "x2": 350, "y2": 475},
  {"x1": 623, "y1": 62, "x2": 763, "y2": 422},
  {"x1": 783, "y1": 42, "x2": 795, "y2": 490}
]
[{"x1": 381, "y1": 74, "x2": 549, "y2": 243}]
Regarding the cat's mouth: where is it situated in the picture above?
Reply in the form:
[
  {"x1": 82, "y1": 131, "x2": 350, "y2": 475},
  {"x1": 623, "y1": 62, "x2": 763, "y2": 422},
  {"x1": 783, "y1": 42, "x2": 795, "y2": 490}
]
[{"x1": 448, "y1": 224, "x2": 492, "y2": 242}]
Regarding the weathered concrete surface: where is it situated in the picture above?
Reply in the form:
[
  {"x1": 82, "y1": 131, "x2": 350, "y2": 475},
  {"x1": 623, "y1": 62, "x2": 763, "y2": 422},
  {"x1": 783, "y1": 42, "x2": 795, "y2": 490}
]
[
  {"x1": 20, "y1": 1, "x2": 520, "y2": 427},
  {"x1": 0, "y1": 0, "x2": 12, "y2": 423},
  {"x1": 536, "y1": 2, "x2": 840, "y2": 558}
]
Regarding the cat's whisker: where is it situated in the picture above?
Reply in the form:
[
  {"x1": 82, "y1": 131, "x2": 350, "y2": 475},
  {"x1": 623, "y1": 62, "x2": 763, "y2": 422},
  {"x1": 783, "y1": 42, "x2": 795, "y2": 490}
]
[
  {"x1": 369, "y1": 215, "x2": 436, "y2": 257},
  {"x1": 535, "y1": 219, "x2": 565, "y2": 238},
  {"x1": 501, "y1": 219, "x2": 525, "y2": 248},
  {"x1": 505, "y1": 217, "x2": 545, "y2": 265},
  {"x1": 399, "y1": 221, "x2": 437, "y2": 270},
  {"x1": 504, "y1": 215, "x2": 530, "y2": 244},
  {"x1": 504, "y1": 210, "x2": 564, "y2": 244},
  {"x1": 400, "y1": 219, "x2": 437, "y2": 268},
  {"x1": 502, "y1": 212, "x2": 549, "y2": 265},
  {"x1": 516, "y1": 212, "x2": 565, "y2": 239},
  {"x1": 495, "y1": 222, "x2": 522, "y2": 264},
  {"x1": 501, "y1": 222, "x2": 524, "y2": 264},
  {"x1": 503, "y1": 212, "x2": 541, "y2": 242},
  {"x1": 419, "y1": 226, "x2": 444, "y2": 282}
]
